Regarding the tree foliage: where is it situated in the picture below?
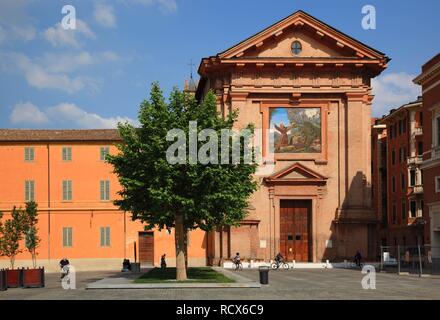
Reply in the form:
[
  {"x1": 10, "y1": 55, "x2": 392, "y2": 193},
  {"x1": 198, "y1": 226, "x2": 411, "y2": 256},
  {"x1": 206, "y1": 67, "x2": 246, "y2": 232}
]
[
  {"x1": 0, "y1": 207, "x2": 25, "y2": 269},
  {"x1": 108, "y1": 83, "x2": 258, "y2": 280},
  {"x1": 23, "y1": 201, "x2": 40, "y2": 268}
]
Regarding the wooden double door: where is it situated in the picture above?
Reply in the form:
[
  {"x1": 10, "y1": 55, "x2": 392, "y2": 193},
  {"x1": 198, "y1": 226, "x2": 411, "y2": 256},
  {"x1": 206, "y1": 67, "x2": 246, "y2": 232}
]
[
  {"x1": 138, "y1": 232, "x2": 154, "y2": 266},
  {"x1": 280, "y1": 200, "x2": 312, "y2": 262}
]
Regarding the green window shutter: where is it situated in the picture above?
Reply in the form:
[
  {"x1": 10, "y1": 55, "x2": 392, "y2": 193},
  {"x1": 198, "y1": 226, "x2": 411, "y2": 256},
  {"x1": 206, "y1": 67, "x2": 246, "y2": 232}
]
[
  {"x1": 68, "y1": 228, "x2": 72, "y2": 247},
  {"x1": 30, "y1": 181, "x2": 35, "y2": 201},
  {"x1": 100, "y1": 181, "x2": 104, "y2": 200},
  {"x1": 100, "y1": 227, "x2": 105, "y2": 246},
  {"x1": 62, "y1": 228, "x2": 66, "y2": 247},
  {"x1": 106, "y1": 227, "x2": 110, "y2": 246},
  {"x1": 25, "y1": 181, "x2": 29, "y2": 201},
  {"x1": 68, "y1": 181, "x2": 72, "y2": 200},
  {"x1": 100, "y1": 147, "x2": 109, "y2": 161},
  {"x1": 25, "y1": 180, "x2": 34, "y2": 201},
  {"x1": 63, "y1": 180, "x2": 72, "y2": 201},
  {"x1": 106, "y1": 181, "x2": 110, "y2": 200},
  {"x1": 31, "y1": 148, "x2": 34, "y2": 160},
  {"x1": 63, "y1": 147, "x2": 72, "y2": 161}
]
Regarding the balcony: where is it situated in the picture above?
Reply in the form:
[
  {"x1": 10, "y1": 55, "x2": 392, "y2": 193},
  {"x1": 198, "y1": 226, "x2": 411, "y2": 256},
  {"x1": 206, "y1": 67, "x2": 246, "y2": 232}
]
[
  {"x1": 407, "y1": 156, "x2": 423, "y2": 165},
  {"x1": 412, "y1": 185, "x2": 424, "y2": 194},
  {"x1": 413, "y1": 127, "x2": 423, "y2": 136}
]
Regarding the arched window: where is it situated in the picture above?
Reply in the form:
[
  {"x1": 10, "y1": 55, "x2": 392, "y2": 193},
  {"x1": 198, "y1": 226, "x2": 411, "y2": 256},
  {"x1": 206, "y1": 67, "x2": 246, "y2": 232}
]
[{"x1": 291, "y1": 41, "x2": 302, "y2": 55}]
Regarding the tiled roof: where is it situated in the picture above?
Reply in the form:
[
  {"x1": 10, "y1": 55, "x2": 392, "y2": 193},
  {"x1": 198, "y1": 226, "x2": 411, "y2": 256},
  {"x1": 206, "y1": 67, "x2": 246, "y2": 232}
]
[{"x1": 0, "y1": 129, "x2": 122, "y2": 142}]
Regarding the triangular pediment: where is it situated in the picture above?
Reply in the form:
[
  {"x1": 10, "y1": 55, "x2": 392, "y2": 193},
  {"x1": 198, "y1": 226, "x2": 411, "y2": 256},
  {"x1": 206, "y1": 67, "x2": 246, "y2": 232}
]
[
  {"x1": 264, "y1": 162, "x2": 327, "y2": 184},
  {"x1": 219, "y1": 10, "x2": 387, "y2": 61}
]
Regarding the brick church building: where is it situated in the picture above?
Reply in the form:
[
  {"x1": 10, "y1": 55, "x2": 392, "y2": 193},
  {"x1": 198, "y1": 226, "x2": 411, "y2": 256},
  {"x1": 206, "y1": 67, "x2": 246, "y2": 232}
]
[{"x1": 0, "y1": 11, "x2": 389, "y2": 270}]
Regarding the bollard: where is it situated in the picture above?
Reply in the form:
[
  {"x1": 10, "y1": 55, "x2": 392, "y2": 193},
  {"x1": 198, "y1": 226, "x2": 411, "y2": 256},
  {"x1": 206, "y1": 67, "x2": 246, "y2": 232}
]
[{"x1": 259, "y1": 266, "x2": 270, "y2": 285}]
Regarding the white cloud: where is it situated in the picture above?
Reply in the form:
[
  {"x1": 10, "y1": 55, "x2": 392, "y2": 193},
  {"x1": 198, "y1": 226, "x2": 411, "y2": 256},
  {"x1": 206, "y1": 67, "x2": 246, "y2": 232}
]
[
  {"x1": 47, "y1": 103, "x2": 136, "y2": 128},
  {"x1": 43, "y1": 19, "x2": 96, "y2": 48},
  {"x1": 372, "y1": 72, "x2": 421, "y2": 117},
  {"x1": 94, "y1": 3, "x2": 117, "y2": 28},
  {"x1": 39, "y1": 51, "x2": 120, "y2": 73},
  {"x1": 9, "y1": 102, "x2": 50, "y2": 126},
  {"x1": 0, "y1": 1, "x2": 36, "y2": 43},
  {"x1": 6, "y1": 52, "x2": 99, "y2": 94},
  {"x1": 9, "y1": 102, "x2": 137, "y2": 129},
  {"x1": 125, "y1": 0, "x2": 178, "y2": 14}
]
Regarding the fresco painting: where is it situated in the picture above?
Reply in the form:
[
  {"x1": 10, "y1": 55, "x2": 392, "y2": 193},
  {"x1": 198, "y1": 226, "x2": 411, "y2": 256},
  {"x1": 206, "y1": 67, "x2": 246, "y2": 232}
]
[{"x1": 269, "y1": 107, "x2": 321, "y2": 153}]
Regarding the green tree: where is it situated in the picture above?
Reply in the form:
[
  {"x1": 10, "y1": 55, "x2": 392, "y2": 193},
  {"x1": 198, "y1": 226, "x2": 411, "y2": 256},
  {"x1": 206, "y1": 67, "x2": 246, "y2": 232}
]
[
  {"x1": 23, "y1": 201, "x2": 40, "y2": 268},
  {"x1": 107, "y1": 83, "x2": 258, "y2": 281},
  {"x1": 0, "y1": 207, "x2": 25, "y2": 269}
]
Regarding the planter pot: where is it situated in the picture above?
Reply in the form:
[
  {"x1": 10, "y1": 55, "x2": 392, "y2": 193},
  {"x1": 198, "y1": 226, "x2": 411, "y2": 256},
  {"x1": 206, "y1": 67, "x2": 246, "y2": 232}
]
[
  {"x1": 0, "y1": 270, "x2": 7, "y2": 291},
  {"x1": 23, "y1": 268, "x2": 45, "y2": 288},
  {"x1": 6, "y1": 268, "x2": 24, "y2": 288}
]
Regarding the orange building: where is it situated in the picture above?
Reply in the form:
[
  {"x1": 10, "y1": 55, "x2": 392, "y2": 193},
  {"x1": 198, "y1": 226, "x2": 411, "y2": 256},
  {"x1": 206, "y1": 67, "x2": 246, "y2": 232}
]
[{"x1": 0, "y1": 130, "x2": 206, "y2": 271}]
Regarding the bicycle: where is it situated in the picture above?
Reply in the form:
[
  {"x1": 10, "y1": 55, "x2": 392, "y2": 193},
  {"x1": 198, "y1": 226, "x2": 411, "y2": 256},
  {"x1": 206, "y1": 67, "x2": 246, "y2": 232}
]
[
  {"x1": 233, "y1": 261, "x2": 243, "y2": 271},
  {"x1": 271, "y1": 260, "x2": 289, "y2": 270}
]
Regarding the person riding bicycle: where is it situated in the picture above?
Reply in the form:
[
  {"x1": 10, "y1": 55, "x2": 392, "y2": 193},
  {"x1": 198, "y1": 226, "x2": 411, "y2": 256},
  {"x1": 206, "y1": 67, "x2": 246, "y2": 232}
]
[
  {"x1": 232, "y1": 252, "x2": 241, "y2": 267},
  {"x1": 275, "y1": 252, "x2": 285, "y2": 264}
]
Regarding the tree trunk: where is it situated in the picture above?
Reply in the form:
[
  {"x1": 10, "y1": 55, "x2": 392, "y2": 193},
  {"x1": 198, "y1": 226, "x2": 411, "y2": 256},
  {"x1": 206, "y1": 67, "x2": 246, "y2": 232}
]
[
  {"x1": 174, "y1": 214, "x2": 188, "y2": 281},
  {"x1": 10, "y1": 256, "x2": 15, "y2": 269},
  {"x1": 32, "y1": 249, "x2": 37, "y2": 268}
]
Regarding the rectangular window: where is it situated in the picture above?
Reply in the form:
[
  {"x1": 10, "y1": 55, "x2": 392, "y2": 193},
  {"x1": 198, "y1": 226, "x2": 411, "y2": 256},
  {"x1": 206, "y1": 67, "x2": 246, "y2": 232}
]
[
  {"x1": 436, "y1": 176, "x2": 440, "y2": 193},
  {"x1": 418, "y1": 142, "x2": 423, "y2": 156},
  {"x1": 62, "y1": 180, "x2": 72, "y2": 201},
  {"x1": 100, "y1": 147, "x2": 110, "y2": 161},
  {"x1": 410, "y1": 201, "x2": 417, "y2": 218},
  {"x1": 100, "y1": 227, "x2": 111, "y2": 247},
  {"x1": 420, "y1": 112, "x2": 423, "y2": 126},
  {"x1": 410, "y1": 170, "x2": 416, "y2": 187},
  {"x1": 437, "y1": 117, "x2": 440, "y2": 147},
  {"x1": 100, "y1": 180, "x2": 110, "y2": 201},
  {"x1": 401, "y1": 201, "x2": 406, "y2": 221},
  {"x1": 62, "y1": 147, "x2": 72, "y2": 161},
  {"x1": 402, "y1": 118, "x2": 406, "y2": 133},
  {"x1": 392, "y1": 176, "x2": 396, "y2": 193},
  {"x1": 24, "y1": 147, "x2": 35, "y2": 161},
  {"x1": 392, "y1": 150, "x2": 396, "y2": 165},
  {"x1": 401, "y1": 173, "x2": 405, "y2": 190},
  {"x1": 62, "y1": 227, "x2": 73, "y2": 247},
  {"x1": 25, "y1": 180, "x2": 35, "y2": 201},
  {"x1": 398, "y1": 120, "x2": 402, "y2": 135},
  {"x1": 392, "y1": 204, "x2": 397, "y2": 224}
]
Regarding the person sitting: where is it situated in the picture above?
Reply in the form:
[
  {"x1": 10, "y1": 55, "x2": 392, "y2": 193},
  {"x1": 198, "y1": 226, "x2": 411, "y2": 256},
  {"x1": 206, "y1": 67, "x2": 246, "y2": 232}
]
[
  {"x1": 354, "y1": 250, "x2": 362, "y2": 267},
  {"x1": 59, "y1": 257, "x2": 70, "y2": 279},
  {"x1": 122, "y1": 259, "x2": 131, "y2": 272},
  {"x1": 161, "y1": 254, "x2": 167, "y2": 269},
  {"x1": 232, "y1": 252, "x2": 241, "y2": 266}
]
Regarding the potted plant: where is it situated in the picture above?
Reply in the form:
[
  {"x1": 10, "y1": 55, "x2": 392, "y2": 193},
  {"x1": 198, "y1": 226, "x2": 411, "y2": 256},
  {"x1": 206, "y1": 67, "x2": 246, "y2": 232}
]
[
  {"x1": 22, "y1": 201, "x2": 44, "y2": 288},
  {"x1": 0, "y1": 207, "x2": 25, "y2": 287}
]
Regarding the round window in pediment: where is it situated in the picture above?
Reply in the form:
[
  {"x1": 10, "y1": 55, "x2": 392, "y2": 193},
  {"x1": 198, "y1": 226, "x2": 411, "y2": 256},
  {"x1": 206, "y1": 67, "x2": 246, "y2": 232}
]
[{"x1": 291, "y1": 41, "x2": 302, "y2": 55}]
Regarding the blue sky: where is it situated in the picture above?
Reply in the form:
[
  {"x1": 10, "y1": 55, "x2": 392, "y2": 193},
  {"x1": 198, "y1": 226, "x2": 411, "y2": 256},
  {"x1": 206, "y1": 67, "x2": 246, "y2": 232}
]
[{"x1": 0, "y1": 0, "x2": 439, "y2": 129}]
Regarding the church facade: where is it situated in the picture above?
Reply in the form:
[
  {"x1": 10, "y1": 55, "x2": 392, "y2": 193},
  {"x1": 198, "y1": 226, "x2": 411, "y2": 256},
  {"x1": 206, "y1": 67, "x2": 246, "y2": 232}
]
[
  {"x1": 196, "y1": 10, "x2": 389, "y2": 263},
  {"x1": 0, "y1": 11, "x2": 389, "y2": 270}
]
